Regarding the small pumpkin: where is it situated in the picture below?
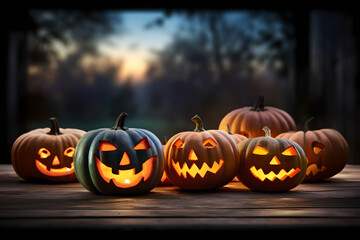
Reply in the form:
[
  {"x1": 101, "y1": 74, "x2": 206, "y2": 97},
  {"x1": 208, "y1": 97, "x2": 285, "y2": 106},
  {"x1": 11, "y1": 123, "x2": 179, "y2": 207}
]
[
  {"x1": 164, "y1": 115, "x2": 239, "y2": 190},
  {"x1": 276, "y1": 117, "x2": 349, "y2": 182},
  {"x1": 73, "y1": 112, "x2": 165, "y2": 195},
  {"x1": 237, "y1": 126, "x2": 307, "y2": 192},
  {"x1": 11, "y1": 118, "x2": 85, "y2": 182},
  {"x1": 219, "y1": 95, "x2": 296, "y2": 138}
]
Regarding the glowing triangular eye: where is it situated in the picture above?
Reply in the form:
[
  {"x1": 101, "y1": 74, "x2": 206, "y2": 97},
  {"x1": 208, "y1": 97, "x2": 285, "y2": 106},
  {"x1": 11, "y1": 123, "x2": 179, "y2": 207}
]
[
  {"x1": 133, "y1": 138, "x2": 151, "y2": 150},
  {"x1": 312, "y1": 142, "x2": 325, "y2": 154},
  {"x1": 99, "y1": 141, "x2": 117, "y2": 151},
  {"x1": 252, "y1": 146, "x2": 269, "y2": 155},
  {"x1": 173, "y1": 138, "x2": 184, "y2": 149},
  {"x1": 203, "y1": 138, "x2": 217, "y2": 148},
  {"x1": 282, "y1": 146, "x2": 297, "y2": 156}
]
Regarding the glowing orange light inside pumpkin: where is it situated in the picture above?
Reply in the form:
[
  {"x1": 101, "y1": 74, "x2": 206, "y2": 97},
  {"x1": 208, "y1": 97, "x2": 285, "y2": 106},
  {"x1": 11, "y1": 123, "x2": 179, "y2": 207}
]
[
  {"x1": 120, "y1": 152, "x2": 131, "y2": 166},
  {"x1": 188, "y1": 149, "x2": 198, "y2": 161},
  {"x1": 99, "y1": 141, "x2": 117, "y2": 151},
  {"x1": 269, "y1": 156, "x2": 281, "y2": 165},
  {"x1": 36, "y1": 160, "x2": 75, "y2": 176},
  {"x1": 203, "y1": 138, "x2": 217, "y2": 148},
  {"x1": 282, "y1": 146, "x2": 297, "y2": 156},
  {"x1": 52, "y1": 156, "x2": 60, "y2": 165},
  {"x1": 250, "y1": 166, "x2": 301, "y2": 182},
  {"x1": 95, "y1": 156, "x2": 155, "y2": 188},
  {"x1": 161, "y1": 172, "x2": 168, "y2": 182},
  {"x1": 133, "y1": 137, "x2": 150, "y2": 150},
  {"x1": 64, "y1": 147, "x2": 75, "y2": 157},
  {"x1": 312, "y1": 142, "x2": 325, "y2": 154},
  {"x1": 252, "y1": 146, "x2": 269, "y2": 155},
  {"x1": 36, "y1": 147, "x2": 75, "y2": 177},
  {"x1": 173, "y1": 138, "x2": 184, "y2": 149},
  {"x1": 172, "y1": 159, "x2": 224, "y2": 178},
  {"x1": 38, "y1": 148, "x2": 51, "y2": 158}
]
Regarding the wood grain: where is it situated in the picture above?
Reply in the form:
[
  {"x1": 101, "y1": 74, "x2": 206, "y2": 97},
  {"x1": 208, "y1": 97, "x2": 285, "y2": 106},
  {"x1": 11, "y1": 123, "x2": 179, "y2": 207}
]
[{"x1": 1, "y1": 164, "x2": 360, "y2": 232}]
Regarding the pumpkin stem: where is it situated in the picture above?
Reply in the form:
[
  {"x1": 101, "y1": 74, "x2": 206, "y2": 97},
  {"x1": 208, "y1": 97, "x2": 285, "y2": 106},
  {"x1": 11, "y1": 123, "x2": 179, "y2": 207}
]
[
  {"x1": 47, "y1": 117, "x2": 63, "y2": 135},
  {"x1": 191, "y1": 114, "x2": 205, "y2": 132},
  {"x1": 262, "y1": 126, "x2": 271, "y2": 137},
  {"x1": 304, "y1": 117, "x2": 314, "y2": 132},
  {"x1": 251, "y1": 95, "x2": 267, "y2": 111},
  {"x1": 162, "y1": 136, "x2": 167, "y2": 145},
  {"x1": 112, "y1": 112, "x2": 129, "y2": 130},
  {"x1": 226, "y1": 123, "x2": 233, "y2": 135}
]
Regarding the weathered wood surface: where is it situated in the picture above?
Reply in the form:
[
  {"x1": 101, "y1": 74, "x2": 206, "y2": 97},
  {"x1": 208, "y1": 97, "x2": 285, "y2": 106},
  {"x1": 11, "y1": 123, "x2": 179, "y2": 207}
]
[{"x1": 1, "y1": 164, "x2": 360, "y2": 232}]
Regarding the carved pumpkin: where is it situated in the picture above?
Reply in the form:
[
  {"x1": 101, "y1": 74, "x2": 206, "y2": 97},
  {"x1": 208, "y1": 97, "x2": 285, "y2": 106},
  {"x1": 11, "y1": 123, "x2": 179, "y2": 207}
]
[
  {"x1": 164, "y1": 115, "x2": 239, "y2": 190},
  {"x1": 276, "y1": 117, "x2": 349, "y2": 182},
  {"x1": 219, "y1": 95, "x2": 296, "y2": 138},
  {"x1": 237, "y1": 126, "x2": 307, "y2": 192},
  {"x1": 11, "y1": 118, "x2": 85, "y2": 182},
  {"x1": 73, "y1": 112, "x2": 165, "y2": 195}
]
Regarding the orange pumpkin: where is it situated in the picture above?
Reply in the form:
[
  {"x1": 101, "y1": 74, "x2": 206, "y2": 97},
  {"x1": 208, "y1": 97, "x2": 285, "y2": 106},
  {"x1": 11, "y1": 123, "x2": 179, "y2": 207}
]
[
  {"x1": 276, "y1": 117, "x2": 349, "y2": 182},
  {"x1": 11, "y1": 118, "x2": 85, "y2": 182},
  {"x1": 237, "y1": 126, "x2": 307, "y2": 192},
  {"x1": 226, "y1": 123, "x2": 247, "y2": 144},
  {"x1": 219, "y1": 95, "x2": 296, "y2": 138},
  {"x1": 164, "y1": 115, "x2": 239, "y2": 190}
]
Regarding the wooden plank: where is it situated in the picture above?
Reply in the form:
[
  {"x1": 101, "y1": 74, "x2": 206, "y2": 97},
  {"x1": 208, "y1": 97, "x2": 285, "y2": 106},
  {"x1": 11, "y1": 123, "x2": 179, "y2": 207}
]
[{"x1": 1, "y1": 164, "x2": 360, "y2": 231}]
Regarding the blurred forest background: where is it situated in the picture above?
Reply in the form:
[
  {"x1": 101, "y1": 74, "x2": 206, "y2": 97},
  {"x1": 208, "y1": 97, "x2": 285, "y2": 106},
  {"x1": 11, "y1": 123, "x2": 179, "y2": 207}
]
[{"x1": 2, "y1": 9, "x2": 360, "y2": 164}]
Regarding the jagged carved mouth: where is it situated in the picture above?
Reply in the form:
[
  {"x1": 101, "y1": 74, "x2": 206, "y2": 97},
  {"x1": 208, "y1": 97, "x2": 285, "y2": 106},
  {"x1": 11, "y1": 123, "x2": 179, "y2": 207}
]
[
  {"x1": 306, "y1": 164, "x2": 327, "y2": 176},
  {"x1": 36, "y1": 160, "x2": 74, "y2": 177},
  {"x1": 250, "y1": 166, "x2": 301, "y2": 182},
  {"x1": 95, "y1": 156, "x2": 155, "y2": 188},
  {"x1": 171, "y1": 159, "x2": 224, "y2": 178}
]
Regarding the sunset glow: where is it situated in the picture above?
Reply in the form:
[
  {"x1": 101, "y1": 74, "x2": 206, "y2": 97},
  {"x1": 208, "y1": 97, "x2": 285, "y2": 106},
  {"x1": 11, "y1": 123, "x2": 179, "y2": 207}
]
[{"x1": 118, "y1": 52, "x2": 148, "y2": 83}]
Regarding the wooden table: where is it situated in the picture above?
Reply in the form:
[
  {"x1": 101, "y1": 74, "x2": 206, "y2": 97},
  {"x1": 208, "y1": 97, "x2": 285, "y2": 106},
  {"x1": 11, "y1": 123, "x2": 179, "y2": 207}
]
[{"x1": 1, "y1": 164, "x2": 360, "y2": 233}]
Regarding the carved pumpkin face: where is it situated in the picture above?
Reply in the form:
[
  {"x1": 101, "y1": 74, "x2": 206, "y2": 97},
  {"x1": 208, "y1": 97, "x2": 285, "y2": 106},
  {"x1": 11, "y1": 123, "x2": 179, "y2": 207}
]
[
  {"x1": 11, "y1": 118, "x2": 85, "y2": 182},
  {"x1": 35, "y1": 146, "x2": 75, "y2": 177},
  {"x1": 237, "y1": 127, "x2": 307, "y2": 192},
  {"x1": 95, "y1": 137, "x2": 156, "y2": 188},
  {"x1": 277, "y1": 118, "x2": 349, "y2": 182},
  {"x1": 74, "y1": 113, "x2": 165, "y2": 195},
  {"x1": 164, "y1": 115, "x2": 239, "y2": 190}
]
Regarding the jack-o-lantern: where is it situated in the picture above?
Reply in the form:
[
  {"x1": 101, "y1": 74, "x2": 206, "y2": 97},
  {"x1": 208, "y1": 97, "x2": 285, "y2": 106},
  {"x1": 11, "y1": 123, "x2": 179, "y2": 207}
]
[
  {"x1": 11, "y1": 118, "x2": 85, "y2": 182},
  {"x1": 219, "y1": 95, "x2": 296, "y2": 138},
  {"x1": 73, "y1": 112, "x2": 165, "y2": 195},
  {"x1": 237, "y1": 126, "x2": 307, "y2": 192},
  {"x1": 276, "y1": 117, "x2": 349, "y2": 182},
  {"x1": 164, "y1": 115, "x2": 240, "y2": 190}
]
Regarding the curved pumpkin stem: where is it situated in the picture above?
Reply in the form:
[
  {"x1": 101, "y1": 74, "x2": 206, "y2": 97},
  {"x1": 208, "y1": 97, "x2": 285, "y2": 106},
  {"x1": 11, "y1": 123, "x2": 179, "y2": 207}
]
[
  {"x1": 304, "y1": 117, "x2": 314, "y2": 132},
  {"x1": 112, "y1": 112, "x2": 129, "y2": 131},
  {"x1": 226, "y1": 123, "x2": 233, "y2": 135},
  {"x1": 262, "y1": 126, "x2": 271, "y2": 137},
  {"x1": 251, "y1": 95, "x2": 267, "y2": 111},
  {"x1": 47, "y1": 117, "x2": 63, "y2": 135},
  {"x1": 191, "y1": 114, "x2": 205, "y2": 132}
]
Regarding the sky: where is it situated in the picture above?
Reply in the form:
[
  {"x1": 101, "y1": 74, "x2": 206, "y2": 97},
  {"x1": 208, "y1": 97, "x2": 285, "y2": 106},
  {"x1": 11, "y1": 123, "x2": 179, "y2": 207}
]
[{"x1": 97, "y1": 11, "x2": 181, "y2": 84}]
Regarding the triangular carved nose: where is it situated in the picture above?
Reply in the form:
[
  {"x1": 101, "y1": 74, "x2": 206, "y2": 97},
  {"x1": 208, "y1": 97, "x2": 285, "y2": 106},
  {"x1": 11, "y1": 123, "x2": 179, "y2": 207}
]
[
  {"x1": 188, "y1": 149, "x2": 198, "y2": 161},
  {"x1": 270, "y1": 156, "x2": 281, "y2": 165},
  {"x1": 120, "y1": 152, "x2": 131, "y2": 166},
  {"x1": 52, "y1": 156, "x2": 60, "y2": 165}
]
